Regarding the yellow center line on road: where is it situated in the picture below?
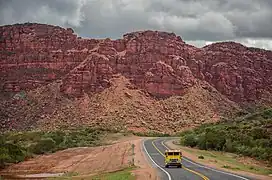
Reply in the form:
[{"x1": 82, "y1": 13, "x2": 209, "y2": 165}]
[{"x1": 151, "y1": 140, "x2": 209, "y2": 180}]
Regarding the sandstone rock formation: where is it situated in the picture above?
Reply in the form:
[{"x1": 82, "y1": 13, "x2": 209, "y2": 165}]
[
  {"x1": 0, "y1": 23, "x2": 271, "y2": 132},
  {"x1": 1, "y1": 23, "x2": 271, "y2": 103}
]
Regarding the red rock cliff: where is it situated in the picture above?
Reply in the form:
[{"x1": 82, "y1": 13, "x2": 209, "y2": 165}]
[{"x1": 0, "y1": 23, "x2": 271, "y2": 104}]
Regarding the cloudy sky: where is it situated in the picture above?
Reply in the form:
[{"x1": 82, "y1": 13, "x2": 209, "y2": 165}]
[{"x1": 1, "y1": 0, "x2": 272, "y2": 50}]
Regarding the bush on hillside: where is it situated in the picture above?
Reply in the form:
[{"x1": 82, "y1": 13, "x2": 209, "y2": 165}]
[
  {"x1": 44, "y1": 131, "x2": 65, "y2": 145},
  {"x1": 30, "y1": 138, "x2": 56, "y2": 154},
  {"x1": 195, "y1": 131, "x2": 226, "y2": 151},
  {"x1": 179, "y1": 109, "x2": 272, "y2": 163},
  {"x1": 183, "y1": 134, "x2": 197, "y2": 147},
  {"x1": 223, "y1": 139, "x2": 236, "y2": 153},
  {"x1": 251, "y1": 128, "x2": 268, "y2": 140},
  {"x1": 0, "y1": 142, "x2": 26, "y2": 168},
  {"x1": 261, "y1": 109, "x2": 272, "y2": 119}
]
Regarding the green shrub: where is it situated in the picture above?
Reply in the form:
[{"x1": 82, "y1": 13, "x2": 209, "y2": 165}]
[
  {"x1": 30, "y1": 138, "x2": 56, "y2": 154},
  {"x1": 84, "y1": 127, "x2": 96, "y2": 134},
  {"x1": 197, "y1": 135, "x2": 207, "y2": 150},
  {"x1": 0, "y1": 143, "x2": 26, "y2": 168},
  {"x1": 261, "y1": 109, "x2": 272, "y2": 119},
  {"x1": 196, "y1": 131, "x2": 226, "y2": 151},
  {"x1": 0, "y1": 146, "x2": 12, "y2": 168},
  {"x1": 179, "y1": 108, "x2": 272, "y2": 163},
  {"x1": 5, "y1": 143, "x2": 26, "y2": 162},
  {"x1": 251, "y1": 128, "x2": 268, "y2": 140},
  {"x1": 237, "y1": 145, "x2": 253, "y2": 156},
  {"x1": 224, "y1": 139, "x2": 236, "y2": 153},
  {"x1": 256, "y1": 139, "x2": 270, "y2": 148},
  {"x1": 59, "y1": 135, "x2": 77, "y2": 149},
  {"x1": 178, "y1": 130, "x2": 194, "y2": 137},
  {"x1": 7, "y1": 131, "x2": 43, "y2": 143},
  {"x1": 183, "y1": 134, "x2": 197, "y2": 147},
  {"x1": 43, "y1": 131, "x2": 65, "y2": 145}
]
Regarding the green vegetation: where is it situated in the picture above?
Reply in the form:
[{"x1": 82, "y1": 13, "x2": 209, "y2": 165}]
[
  {"x1": 91, "y1": 167, "x2": 135, "y2": 180},
  {"x1": 179, "y1": 108, "x2": 272, "y2": 164},
  {"x1": 175, "y1": 145, "x2": 272, "y2": 175},
  {"x1": 132, "y1": 131, "x2": 170, "y2": 137},
  {"x1": 94, "y1": 171, "x2": 134, "y2": 180},
  {"x1": 48, "y1": 172, "x2": 79, "y2": 179},
  {"x1": 48, "y1": 167, "x2": 135, "y2": 180},
  {"x1": 0, "y1": 127, "x2": 107, "y2": 168}
]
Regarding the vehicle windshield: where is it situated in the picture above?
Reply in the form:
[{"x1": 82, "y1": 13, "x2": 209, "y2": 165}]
[{"x1": 166, "y1": 152, "x2": 180, "y2": 156}]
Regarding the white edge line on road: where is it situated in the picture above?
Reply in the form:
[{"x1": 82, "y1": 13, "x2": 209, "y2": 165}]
[
  {"x1": 161, "y1": 140, "x2": 249, "y2": 180},
  {"x1": 142, "y1": 139, "x2": 172, "y2": 180}
]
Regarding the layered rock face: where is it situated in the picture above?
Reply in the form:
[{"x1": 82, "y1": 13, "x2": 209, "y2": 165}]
[
  {"x1": 0, "y1": 23, "x2": 271, "y2": 104},
  {"x1": 194, "y1": 43, "x2": 272, "y2": 102},
  {"x1": 0, "y1": 23, "x2": 99, "y2": 92},
  {"x1": 60, "y1": 31, "x2": 196, "y2": 98}
]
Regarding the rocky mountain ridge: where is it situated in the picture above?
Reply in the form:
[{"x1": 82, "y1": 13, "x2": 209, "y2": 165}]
[
  {"x1": 1, "y1": 23, "x2": 271, "y2": 103},
  {"x1": 0, "y1": 23, "x2": 271, "y2": 132}
]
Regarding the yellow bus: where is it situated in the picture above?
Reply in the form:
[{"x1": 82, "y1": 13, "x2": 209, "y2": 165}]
[{"x1": 164, "y1": 149, "x2": 182, "y2": 168}]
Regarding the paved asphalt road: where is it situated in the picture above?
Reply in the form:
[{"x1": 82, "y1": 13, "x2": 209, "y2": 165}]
[{"x1": 143, "y1": 138, "x2": 254, "y2": 180}]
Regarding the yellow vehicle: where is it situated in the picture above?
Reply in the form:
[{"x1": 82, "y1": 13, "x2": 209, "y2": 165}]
[{"x1": 164, "y1": 149, "x2": 182, "y2": 168}]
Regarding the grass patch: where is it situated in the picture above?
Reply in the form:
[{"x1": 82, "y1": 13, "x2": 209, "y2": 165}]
[
  {"x1": 91, "y1": 167, "x2": 135, "y2": 180},
  {"x1": 0, "y1": 127, "x2": 109, "y2": 169},
  {"x1": 132, "y1": 131, "x2": 170, "y2": 137},
  {"x1": 49, "y1": 167, "x2": 136, "y2": 180},
  {"x1": 178, "y1": 145, "x2": 272, "y2": 175}
]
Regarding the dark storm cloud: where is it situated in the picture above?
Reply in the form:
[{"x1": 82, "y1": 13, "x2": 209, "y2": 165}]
[
  {"x1": 0, "y1": 0, "x2": 272, "y2": 49},
  {"x1": 0, "y1": 0, "x2": 85, "y2": 27}
]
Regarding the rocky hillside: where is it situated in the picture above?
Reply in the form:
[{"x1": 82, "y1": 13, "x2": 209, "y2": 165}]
[{"x1": 0, "y1": 23, "x2": 271, "y2": 133}]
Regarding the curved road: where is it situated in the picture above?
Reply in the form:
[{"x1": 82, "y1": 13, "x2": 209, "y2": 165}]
[{"x1": 143, "y1": 138, "x2": 254, "y2": 180}]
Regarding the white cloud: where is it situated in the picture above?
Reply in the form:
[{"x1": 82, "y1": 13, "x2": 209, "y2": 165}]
[
  {"x1": 187, "y1": 38, "x2": 272, "y2": 50},
  {"x1": 0, "y1": 0, "x2": 86, "y2": 27},
  {"x1": 239, "y1": 39, "x2": 272, "y2": 49}
]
